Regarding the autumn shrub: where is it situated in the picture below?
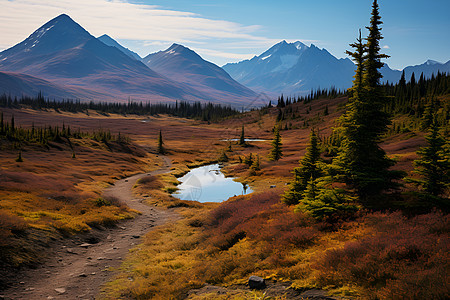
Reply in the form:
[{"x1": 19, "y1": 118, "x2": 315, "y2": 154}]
[
  {"x1": 94, "y1": 197, "x2": 111, "y2": 207},
  {"x1": 208, "y1": 190, "x2": 280, "y2": 230},
  {"x1": 103, "y1": 195, "x2": 127, "y2": 210},
  {"x1": 187, "y1": 218, "x2": 204, "y2": 228},
  {"x1": 207, "y1": 191, "x2": 318, "y2": 250},
  {"x1": 314, "y1": 210, "x2": 450, "y2": 299},
  {"x1": 137, "y1": 175, "x2": 163, "y2": 189},
  {"x1": 0, "y1": 211, "x2": 28, "y2": 246}
]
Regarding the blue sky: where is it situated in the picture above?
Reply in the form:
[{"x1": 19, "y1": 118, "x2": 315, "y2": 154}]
[{"x1": 1, "y1": 0, "x2": 449, "y2": 69}]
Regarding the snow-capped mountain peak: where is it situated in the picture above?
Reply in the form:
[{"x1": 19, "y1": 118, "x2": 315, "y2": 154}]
[
  {"x1": 2, "y1": 14, "x2": 92, "y2": 58},
  {"x1": 425, "y1": 59, "x2": 440, "y2": 66},
  {"x1": 294, "y1": 41, "x2": 307, "y2": 50}
]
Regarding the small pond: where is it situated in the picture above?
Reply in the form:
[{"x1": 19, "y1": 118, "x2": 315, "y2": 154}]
[
  {"x1": 220, "y1": 138, "x2": 268, "y2": 142},
  {"x1": 173, "y1": 164, "x2": 252, "y2": 202}
]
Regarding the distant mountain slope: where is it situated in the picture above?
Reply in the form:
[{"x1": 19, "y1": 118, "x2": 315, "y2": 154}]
[
  {"x1": 97, "y1": 34, "x2": 142, "y2": 61},
  {"x1": 143, "y1": 44, "x2": 257, "y2": 105},
  {"x1": 224, "y1": 41, "x2": 308, "y2": 84},
  {"x1": 223, "y1": 41, "x2": 355, "y2": 95},
  {"x1": 223, "y1": 41, "x2": 450, "y2": 95},
  {"x1": 0, "y1": 71, "x2": 80, "y2": 99},
  {"x1": 0, "y1": 14, "x2": 207, "y2": 102},
  {"x1": 381, "y1": 60, "x2": 450, "y2": 83}
]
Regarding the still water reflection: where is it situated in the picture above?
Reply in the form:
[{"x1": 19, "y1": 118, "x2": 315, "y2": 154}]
[{"x1": 173, "y1": 164, "x2": 253, "y2": 202}]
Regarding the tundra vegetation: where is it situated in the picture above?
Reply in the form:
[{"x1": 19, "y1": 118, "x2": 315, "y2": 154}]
[{"x1": 1, "y1": 1, "x2": 449, "y2": 298}]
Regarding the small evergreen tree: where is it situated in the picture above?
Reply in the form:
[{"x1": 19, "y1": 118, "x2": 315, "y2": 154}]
[
  {"x1": 239, "y1": 125, "x2": 245, "y2": 145},
  {"x1": 157, "y1": 130, "x2": 165, "y2": 154},
  {"x1": 218, "y1": 150, "x2": 229, "y2": 162},
  {"x1": 0, "y1": 111, "x2": 3, "y2": 133},
  {"x1": 244, "y1": 153, "x2": 254, "y2": 166},
  {"x1": 227, "y1": 142, "x2": 232, "y2": 152},
  {"x1": 268, "y1": 126, "x2": 283, "y2": 161},
  {"x1": 283, "y1": 129, "x2": 322, "y2": 205},
  {"x1": 249, "y1": 154, "x2": 261, "y2": 175},
  {"x1": 10, "y1": 115, "x2": 15, "y2": 133},
  {"x1": 421, "y1": 97, "x2": 438, "y2": 130},
  {"x1": 16, "y1": 151, "x2": 23, "y2": 162},
  {"x1": 409, "y1": 114, "x2": 449, "y2": 200},
  {"x1": 296, "y1": 176, "x2": 358, "y2": 221}
]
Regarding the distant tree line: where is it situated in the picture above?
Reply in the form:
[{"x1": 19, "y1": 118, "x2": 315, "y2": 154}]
[
  {"x1": 272, "y1": 86, "x2": 347, "y2": 108},
  {"x1": 0, "y1": 112, "x2": 128, "y2": 148},
  {"x1": 383, "y1": 71, "x2": 450, "y2": 118},
  {"x1": 0, "y1": 93, "x2": 239, "y2": 122},
  {"x1": 271, "y1": 71, "x2": 449, "y2": 113}
]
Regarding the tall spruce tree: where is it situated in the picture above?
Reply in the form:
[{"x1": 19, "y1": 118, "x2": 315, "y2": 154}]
[
  {"x1": 268, "y1": 126, "x2": 283, "y2": 161},
  {"x1": 334, "y1": 0, "x2": 402, "y2": 206}
]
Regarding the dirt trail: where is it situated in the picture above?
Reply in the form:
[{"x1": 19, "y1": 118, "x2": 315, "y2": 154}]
[{"x1": 1, "y1": 156, "x2": 177, "y2": 300}]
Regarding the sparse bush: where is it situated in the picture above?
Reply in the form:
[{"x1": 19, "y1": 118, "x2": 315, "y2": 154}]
[
  {"x1": 103, "y1": 195, "x2": 127, "y2": 209},
  {"x1": 166, "y1": 187, "x2": 178, "y2": 194},
  {"x1": 137, "y1": 175, "x2": 164, "y2": 189},
  {"x1": 94, "y1": 197, "x2": 111, "y2": 207},
  {"x1": 188, "y1": 218, "x2": 204, "y2": 228},
  {"x1": 0, "y1": 211, "x2": 28, "y2": 243}
]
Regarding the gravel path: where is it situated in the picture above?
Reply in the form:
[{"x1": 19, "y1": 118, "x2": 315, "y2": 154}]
[{"x1": 1, "y1": 156, "x2": 177, "y2": 300}]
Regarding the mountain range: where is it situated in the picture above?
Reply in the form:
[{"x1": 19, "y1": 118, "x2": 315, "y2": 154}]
[
  {"x1": 0, "y1": 14, "x2": 448, "y2": 105},
  {"x1": 0, "y1": 14, "x2": 256, "y2": 105},
  {"x1": 223, "y1": 40, "x2": 450, "y2": 96}
]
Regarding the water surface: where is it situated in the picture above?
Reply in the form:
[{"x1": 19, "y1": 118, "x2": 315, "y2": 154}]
[
  {"x1": 220, "y1": 138, "x2": 268, "y2": 142},
  {"x1": 173, "y1": 164, "x2": 252, "y2": 202}
]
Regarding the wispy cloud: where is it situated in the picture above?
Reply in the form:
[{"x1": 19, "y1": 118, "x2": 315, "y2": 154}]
[
  {"x1": 191, "y1": 47, "x2": 256, "y2": 61},
  {"x1": 0, "y1": 0, "x2": 278, "y2": 63}
]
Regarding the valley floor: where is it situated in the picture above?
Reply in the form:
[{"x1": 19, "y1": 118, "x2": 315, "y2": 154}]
[{"x1": 0, "y1": 97, "x2": 448, "y2": 299}]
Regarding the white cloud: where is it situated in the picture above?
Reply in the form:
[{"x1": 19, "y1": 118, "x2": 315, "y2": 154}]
[
  {"x1": 383, "y1": 45, "x2": 390, "y2": 49},
  {"x1": 0, "y1": 0, "x2": 277, "y2": 63},
  {"x1": 191, "y1": 47, "x2": 255, "y2": 61}
]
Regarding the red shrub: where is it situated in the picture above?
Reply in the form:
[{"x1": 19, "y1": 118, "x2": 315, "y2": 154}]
[
  {"x1": 206, "y1": 190, "x2": 317, "y2": 251},
  {"x1": 208, "y1": 190, "x2": 280, "y2": 231},
  {"x1": 315, "y1": 211, "x2": 450, "y2": 299},
  {"x1": 0, "y1": 211, "x2": 28, "y2": 246}
]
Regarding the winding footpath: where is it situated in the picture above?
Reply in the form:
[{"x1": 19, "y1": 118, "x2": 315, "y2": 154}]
[{"x1": 1, "y1": 156, "x2": 177, "y2": 300}]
